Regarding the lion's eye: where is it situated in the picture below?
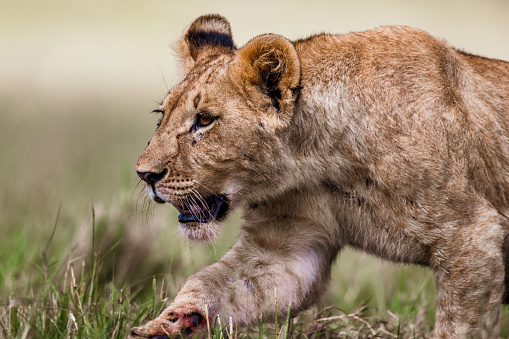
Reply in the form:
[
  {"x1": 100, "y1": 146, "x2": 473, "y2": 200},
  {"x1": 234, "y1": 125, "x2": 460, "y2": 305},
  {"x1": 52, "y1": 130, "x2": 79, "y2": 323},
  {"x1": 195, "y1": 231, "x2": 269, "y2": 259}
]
[{"x1": 196, "y1": 114, "x2": 214, "y2": 128}]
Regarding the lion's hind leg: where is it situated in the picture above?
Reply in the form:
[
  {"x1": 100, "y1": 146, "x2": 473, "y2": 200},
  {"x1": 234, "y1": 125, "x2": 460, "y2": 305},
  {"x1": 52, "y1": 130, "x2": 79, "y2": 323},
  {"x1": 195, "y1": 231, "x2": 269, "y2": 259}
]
[
  {"x1": 432, "y1": 203, "x2": 505, "y2": 338},
  {"x1": 503, "y1": 232, "x2": 509, "y2": 304}
]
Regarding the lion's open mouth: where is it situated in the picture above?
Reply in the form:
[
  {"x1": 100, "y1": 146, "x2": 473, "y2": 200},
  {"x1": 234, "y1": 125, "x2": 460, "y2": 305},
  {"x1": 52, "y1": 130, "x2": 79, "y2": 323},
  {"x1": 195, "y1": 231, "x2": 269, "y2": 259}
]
[{"x1": 177, "y1": 194, "x2": 228, "y2": 223}]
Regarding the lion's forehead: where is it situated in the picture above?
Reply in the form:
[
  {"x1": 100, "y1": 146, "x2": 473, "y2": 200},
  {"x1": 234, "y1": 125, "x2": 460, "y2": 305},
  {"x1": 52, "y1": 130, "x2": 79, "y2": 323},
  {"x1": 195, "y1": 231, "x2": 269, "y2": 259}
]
[{"x1": 162, "y1": 55, "x2": 234, "y2": 118}]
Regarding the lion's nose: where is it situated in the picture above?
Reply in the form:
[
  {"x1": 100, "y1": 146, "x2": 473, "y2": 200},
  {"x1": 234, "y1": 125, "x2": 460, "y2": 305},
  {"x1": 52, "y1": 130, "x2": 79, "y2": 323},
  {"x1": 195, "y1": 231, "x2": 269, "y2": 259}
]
[{"x1": 136, "y1": 168, "x2": 168, "y2": 184}]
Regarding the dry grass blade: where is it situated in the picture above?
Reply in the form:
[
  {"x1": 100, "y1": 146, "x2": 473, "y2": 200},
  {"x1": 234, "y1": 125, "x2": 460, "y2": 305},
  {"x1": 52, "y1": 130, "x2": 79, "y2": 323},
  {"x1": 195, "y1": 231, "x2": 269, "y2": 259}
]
[{"x1": 298, "y1": 303, "x2": 431, "y2": 339}]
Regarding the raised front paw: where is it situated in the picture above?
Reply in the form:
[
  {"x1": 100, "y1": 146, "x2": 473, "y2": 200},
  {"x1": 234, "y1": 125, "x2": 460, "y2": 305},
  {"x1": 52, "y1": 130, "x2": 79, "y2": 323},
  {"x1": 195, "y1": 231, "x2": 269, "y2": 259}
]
[{"x1": 129, "y1": 310, "x2": 203, "y2": 338}]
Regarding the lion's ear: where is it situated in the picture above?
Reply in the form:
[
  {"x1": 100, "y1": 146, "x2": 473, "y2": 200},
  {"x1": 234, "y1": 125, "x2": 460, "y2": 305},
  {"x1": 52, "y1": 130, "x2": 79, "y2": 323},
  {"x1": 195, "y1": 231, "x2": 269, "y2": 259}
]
[
  {"x1": 176, "y1": 14, "x2": 235, "y2": 75},
  {"x1": 236, "y1": 34, "x2": 301, "y2": 126}
]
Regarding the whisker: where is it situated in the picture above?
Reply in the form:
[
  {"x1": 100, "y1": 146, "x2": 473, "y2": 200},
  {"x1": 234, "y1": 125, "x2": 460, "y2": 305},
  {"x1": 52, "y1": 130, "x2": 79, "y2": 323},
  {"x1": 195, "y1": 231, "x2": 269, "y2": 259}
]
[
  {"x1": 127, "y1": 186, "x2": 149, "y2": 218},
  {"x1": 187, "y1": 194, "x2": 207, "y2": 220},
  {"x1": 141, "y1": 196, "x2": 149, "y2": 225},
  {"x1": 131, "y1": 179, "x2": 144, "y2": 202},
  {"x1": 177, "y1": 194, "x2": 190, "y2": 218},
  {"x1": 142, "y1": 195, "x2": 155, "y2": 227},
  {"x1": 191, "y1": 180, "x2": 229, "y2": 204},
  {"x1": 191, "y1": 188, "x2": 213, "y2": 219},
  {"x1": 170, "y1": 226, "x2": 181, "y2": 238},
  {"x1": 190, "y1": 180, "x2": 218, "y2": 196},
  {"x1": 207, "y1": 235, "x2": 218, "y2": 253},
  {"x1": 134, "y1": 186, "x2": 146, "y2": 213},
  {"x1": 177, "y1": 194, "x2": 186, "y2": 210},
  {"x1": 190, "y1": 187, "x2": 205, "y2": 204},
  {"x1": 157, "y1": 63, "x2": 169, "y2": 92},
  {"x1": 186, "y1": 195, "x2": 199, "y2": 219}
]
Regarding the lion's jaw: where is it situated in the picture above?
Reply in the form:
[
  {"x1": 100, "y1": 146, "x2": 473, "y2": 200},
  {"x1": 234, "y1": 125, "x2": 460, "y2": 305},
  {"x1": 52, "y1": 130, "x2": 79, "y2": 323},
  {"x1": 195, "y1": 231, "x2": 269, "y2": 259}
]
[{"x1": 140, "y1": 177, "x2": 235, "y2": 241}]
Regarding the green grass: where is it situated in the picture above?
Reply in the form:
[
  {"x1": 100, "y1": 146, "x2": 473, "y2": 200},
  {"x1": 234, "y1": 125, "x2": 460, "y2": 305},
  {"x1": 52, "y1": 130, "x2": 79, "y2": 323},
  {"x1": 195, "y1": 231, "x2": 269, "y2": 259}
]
[
  {"x1": 1, "y1": 95, "x2": 508, "y2": 338},
  {"x1": 0, "y1": 232, "x2": 431, "y2": 339}
]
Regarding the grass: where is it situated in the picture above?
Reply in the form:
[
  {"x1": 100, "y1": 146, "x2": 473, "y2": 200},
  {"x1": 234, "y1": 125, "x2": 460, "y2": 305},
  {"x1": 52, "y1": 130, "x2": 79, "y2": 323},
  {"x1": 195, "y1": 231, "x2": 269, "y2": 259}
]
[
  {"x1": 0, "y1": 199, "x2": 436, "y2": 338},
  {"x1": 1, "y1": 95, "x2": 508, "y2": 338},
  {"x1": 0, "y1": 230, "x2": 431, "y2": 339}
]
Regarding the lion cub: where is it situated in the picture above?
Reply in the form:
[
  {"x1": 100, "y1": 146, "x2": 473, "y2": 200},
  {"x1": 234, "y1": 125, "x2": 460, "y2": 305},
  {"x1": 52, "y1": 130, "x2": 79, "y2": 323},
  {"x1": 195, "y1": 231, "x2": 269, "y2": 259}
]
[{"x1": 133, "y1": 14, "x2": 509, "y2": 338}]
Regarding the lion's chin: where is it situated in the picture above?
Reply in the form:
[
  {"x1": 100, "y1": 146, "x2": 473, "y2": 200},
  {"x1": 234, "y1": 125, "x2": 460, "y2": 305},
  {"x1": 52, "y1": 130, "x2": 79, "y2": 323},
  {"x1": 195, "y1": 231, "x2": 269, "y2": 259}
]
[
  {"x1": 178, "y1": 220, "x2": 222, "y2": 241},
  {"x1": 174, "y1": 194, "x2": 229, "y2": 241}
]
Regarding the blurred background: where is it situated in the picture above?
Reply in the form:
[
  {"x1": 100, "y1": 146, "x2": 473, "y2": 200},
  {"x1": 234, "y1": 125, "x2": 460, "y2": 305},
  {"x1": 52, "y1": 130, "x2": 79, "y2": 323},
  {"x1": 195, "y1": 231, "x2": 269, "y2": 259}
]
[{"x1": 1, "y1": 0, "x2": 508, "y2": 332}]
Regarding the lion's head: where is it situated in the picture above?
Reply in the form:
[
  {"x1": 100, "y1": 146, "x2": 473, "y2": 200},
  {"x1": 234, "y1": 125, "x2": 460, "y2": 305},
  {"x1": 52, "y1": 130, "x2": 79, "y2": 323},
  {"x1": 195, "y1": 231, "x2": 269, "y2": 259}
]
[{"x1": 136, "y1": 15, "x2": 301, "y2": 240}]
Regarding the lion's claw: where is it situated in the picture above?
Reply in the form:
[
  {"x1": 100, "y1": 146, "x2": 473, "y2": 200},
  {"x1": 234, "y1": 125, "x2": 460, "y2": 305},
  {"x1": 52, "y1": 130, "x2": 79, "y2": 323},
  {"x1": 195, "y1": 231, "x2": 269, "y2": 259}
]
[{"x1": 130, "y1": 311, "x2": 203, "y2": 338}]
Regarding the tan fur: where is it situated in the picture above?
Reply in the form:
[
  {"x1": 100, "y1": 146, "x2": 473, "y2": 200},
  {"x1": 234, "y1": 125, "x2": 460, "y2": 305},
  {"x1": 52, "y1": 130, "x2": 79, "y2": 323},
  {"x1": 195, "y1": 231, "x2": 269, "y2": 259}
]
[{"x1": 133, "y1": 14, "x2": 509, "y2": 338}]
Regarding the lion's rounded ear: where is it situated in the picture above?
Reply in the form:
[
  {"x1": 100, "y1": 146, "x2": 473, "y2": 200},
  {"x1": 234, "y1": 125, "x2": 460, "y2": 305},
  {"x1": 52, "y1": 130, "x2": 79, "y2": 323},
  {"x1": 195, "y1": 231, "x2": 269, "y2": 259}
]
[
  {"x1": 236, "y1": 34, "x2": 301, "y2": 126},
  {"x1": 176, "y1": 14, "x2": 236, "y2": 75}
]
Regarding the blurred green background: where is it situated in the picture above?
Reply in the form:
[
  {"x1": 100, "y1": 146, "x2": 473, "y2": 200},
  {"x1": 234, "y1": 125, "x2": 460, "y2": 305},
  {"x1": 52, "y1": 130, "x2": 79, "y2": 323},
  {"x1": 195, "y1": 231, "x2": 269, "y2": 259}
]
[{"x1": 1, "y1": 0, "x2": 508, "y2": 332}]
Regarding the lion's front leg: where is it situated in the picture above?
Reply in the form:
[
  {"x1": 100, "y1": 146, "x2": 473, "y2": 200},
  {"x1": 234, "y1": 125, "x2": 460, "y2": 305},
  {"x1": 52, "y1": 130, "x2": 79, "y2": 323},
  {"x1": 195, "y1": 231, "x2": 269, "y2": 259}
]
[{"x1": 130, "y1": 220, "x2": 335, "y2": 338}]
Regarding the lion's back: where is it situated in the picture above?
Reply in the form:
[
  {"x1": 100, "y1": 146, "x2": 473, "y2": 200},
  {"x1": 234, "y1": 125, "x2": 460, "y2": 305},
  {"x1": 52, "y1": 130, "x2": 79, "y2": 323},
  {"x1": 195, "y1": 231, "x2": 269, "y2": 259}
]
[{"x1": 293, "y1": 26, "x2": 509, "y2": 212}]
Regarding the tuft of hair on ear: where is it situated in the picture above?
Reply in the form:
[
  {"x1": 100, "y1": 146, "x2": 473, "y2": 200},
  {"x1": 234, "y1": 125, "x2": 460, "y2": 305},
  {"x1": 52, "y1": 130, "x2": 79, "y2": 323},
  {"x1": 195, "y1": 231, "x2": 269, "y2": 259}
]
[
  {"x1": 237, "y1": 34, "x2": 301, "y2": 126},
  {"x1": 253, "y1": 47, "x2": 289, "y2": 112},
  {"x1": 175, "y1": 14, "x2": 236, "y2": 75}
]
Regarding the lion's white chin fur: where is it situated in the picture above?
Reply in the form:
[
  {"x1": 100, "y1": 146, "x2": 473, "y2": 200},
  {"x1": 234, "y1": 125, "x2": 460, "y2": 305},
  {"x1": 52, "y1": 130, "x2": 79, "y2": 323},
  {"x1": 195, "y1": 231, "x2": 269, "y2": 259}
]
[{"x1": 178, "y1": 220, "x2": 221, "y2": 241}]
